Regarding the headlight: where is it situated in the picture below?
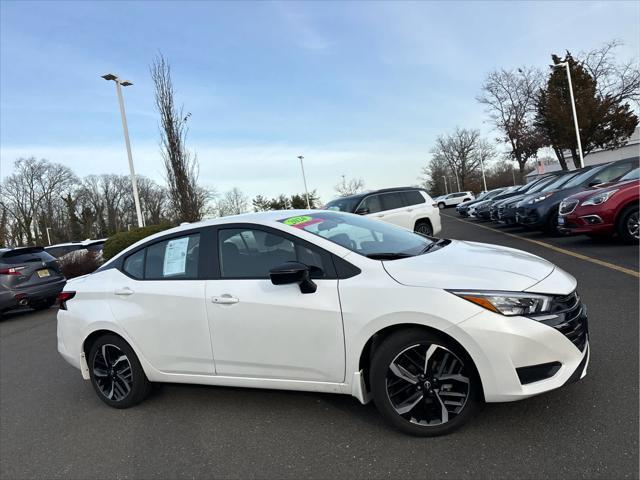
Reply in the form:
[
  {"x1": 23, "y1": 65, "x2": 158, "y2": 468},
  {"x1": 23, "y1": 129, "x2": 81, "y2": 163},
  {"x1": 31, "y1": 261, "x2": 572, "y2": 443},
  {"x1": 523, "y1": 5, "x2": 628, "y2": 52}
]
[
  {"x1": 526, "y1": 192, "x2": 554, "y2": 205},
  {"x1": 451, "y1": 291, "x2": 554, "y2": 316},
  {"x1": 581, "y1": 189, "x2": 618, "y2": 206}
]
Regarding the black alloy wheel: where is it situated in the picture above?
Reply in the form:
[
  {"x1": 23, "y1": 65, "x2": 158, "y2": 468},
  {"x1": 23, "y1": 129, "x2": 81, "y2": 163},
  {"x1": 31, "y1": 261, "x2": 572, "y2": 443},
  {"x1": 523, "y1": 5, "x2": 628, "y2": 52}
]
[
  {"x1": 415, "y1": 221, "x2": 433, "y2": 236},
  {"x1": 371, "y1": 329, "x2": 479, "y2": 436},
  {"x1": 88, "y1": 334, "x2": 151, "y2": 408}
]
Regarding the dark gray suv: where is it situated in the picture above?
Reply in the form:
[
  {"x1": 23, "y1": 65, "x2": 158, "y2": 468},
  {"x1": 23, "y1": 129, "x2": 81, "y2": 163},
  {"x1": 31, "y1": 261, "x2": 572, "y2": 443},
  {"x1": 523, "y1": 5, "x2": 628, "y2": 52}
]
[{"x1": 0, "y1": 247, "x2": 66, "y2": 314}]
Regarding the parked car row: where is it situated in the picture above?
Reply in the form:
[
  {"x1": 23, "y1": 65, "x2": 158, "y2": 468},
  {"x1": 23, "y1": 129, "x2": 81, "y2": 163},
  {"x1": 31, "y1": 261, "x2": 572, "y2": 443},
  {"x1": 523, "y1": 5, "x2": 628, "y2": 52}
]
[{"x1": 456, "y1": 158, "x2": 640, "y2": 242}]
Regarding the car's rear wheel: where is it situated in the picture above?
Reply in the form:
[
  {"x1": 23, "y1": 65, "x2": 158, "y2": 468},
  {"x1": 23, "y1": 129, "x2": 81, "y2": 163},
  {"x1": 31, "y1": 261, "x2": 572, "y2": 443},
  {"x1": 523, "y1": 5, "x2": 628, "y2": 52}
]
[
  {"x1": 370, "y1": 329, "x2": 480, "y2": 436},
  {"x1": 438, "y1": 202, "x2": 445, "y2": 210},
  {"x1": 88, "y1": 334, "x2": 151, "y2": 408},
  {"x1": 414, "y1": 220, "x2": 433, "y2": 236},
  {"x1": 617, "y1": 205, "x2": 639, "y2": 243}
]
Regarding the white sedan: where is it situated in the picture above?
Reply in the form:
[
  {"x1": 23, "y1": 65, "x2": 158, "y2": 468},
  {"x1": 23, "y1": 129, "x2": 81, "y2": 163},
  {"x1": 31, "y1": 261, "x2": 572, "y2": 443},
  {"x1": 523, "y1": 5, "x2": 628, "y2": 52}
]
[{"x1": 57, "y1": 210, "x2": 589, "y2": 436}]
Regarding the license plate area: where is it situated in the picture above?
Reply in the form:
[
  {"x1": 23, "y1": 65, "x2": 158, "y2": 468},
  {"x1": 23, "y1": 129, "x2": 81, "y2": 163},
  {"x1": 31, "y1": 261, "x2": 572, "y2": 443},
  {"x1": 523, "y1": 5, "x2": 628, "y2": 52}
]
[
  {"x1": 36, "y1": 269, "x2": 51, "y2": 278},
  {"x1": 557, "y1": 216, "x2": 565, "y2": 225}
]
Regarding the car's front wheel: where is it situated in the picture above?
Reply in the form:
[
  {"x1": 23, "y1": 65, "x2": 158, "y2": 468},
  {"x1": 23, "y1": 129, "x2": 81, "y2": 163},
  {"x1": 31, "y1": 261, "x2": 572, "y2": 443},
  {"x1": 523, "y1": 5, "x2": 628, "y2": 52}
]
[
  {"x1": 437, "y1": 202, "x2": 445, "y2": 209},
  {"x1": 88, "y1": 334, "x2": 151, "y2": 408},
  {"x1": 370, "y1": 329, "x2": 480, "y2": 436},
  {"x1": 617, "y1": 205, "x2": 639, "y2": 243}
]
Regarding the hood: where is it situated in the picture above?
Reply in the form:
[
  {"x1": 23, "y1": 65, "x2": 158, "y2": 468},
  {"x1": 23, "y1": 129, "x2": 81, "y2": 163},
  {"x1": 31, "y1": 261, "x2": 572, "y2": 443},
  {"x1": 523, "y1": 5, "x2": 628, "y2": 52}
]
[
  {"x1": 383, "y1": 240, "x2": 555, "y2": 291},
  {"x1": 565, "y1": 179, "x2": 640, "y2": 202}
]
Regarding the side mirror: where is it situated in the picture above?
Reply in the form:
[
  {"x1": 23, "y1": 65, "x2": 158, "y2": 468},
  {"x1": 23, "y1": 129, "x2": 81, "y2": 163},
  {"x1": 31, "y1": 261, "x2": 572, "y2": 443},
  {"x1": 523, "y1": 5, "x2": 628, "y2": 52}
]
[
  {"x1": 355, "y1": 207, "x2": 370, "y2": 215},
  {"x1": 269, "y1": 262, "x2": 317, "y2": 294}
]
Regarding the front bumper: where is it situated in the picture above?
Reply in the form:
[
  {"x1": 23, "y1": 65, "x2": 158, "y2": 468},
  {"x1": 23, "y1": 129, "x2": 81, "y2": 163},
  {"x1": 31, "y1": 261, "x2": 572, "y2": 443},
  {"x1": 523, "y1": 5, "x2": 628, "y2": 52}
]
[
  {"x1": 516, "y1": 205, "x2": 546, "y2": 227},
  {"x1": 557, "y1": 212, "x2": 614, "y2": 236},
  {"x1": 449, "y1": 299, "x2": 589, "y2": 402}
]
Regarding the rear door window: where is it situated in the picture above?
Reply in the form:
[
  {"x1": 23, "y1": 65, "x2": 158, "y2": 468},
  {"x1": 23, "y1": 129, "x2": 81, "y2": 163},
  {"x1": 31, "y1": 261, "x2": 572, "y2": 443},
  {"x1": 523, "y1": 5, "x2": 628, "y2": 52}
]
[
  {"x1": 401, "y1": 191, "x2": 426, "y2": 206},
  {"x1": 145, "y1": 234, "x2": 201, "y2": 280},
  {"x1": 380, "y1": 193, "x2": 405, "y2": 211}
]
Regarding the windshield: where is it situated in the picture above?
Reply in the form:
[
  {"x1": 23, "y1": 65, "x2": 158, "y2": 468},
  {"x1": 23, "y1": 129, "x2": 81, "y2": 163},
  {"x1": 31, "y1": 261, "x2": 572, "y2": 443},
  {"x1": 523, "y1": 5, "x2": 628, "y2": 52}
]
[
  {"x1": 562, "y1": 166, "x2": 604, "y2": 189},
  {"x1": 279, "y1": 212, "x2": 434, "y2": 258},
  {"x1": 540, "y1": 172, "x2": 579, "y2": 192},
  {"x1": 619, "y1": 167, "x2": 639, "y2": 181},
  {"x1": 324, "y1": 196, "x2": 362, "y2": 213}
]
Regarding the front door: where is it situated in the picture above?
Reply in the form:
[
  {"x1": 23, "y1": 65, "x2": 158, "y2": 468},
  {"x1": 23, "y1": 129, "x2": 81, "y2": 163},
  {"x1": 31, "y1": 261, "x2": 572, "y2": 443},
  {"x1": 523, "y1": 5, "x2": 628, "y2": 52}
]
[{"x1": 204, "y1": 226, "x2": 345, "y2": 382}]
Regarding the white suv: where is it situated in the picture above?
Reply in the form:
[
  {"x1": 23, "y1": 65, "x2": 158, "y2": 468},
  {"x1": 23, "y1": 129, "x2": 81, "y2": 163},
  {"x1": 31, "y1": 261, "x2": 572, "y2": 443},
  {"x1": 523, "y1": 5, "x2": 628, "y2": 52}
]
[
  {"x1": 324, "y1": 187, "x2": 441, "y2": 236},
  {"x1": 435, "y1": 191, "x2": 475, "y2": 209}
]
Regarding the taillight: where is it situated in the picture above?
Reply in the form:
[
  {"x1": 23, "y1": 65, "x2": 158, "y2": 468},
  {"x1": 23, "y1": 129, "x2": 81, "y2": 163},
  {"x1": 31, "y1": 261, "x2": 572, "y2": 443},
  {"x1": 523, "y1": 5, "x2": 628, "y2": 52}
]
[
  {"x1": 57, "y1": 291, "x2": 76, "y2": 310},
  {"x1": 0, "y1": 266, "x2": 26, "y2": 275}
]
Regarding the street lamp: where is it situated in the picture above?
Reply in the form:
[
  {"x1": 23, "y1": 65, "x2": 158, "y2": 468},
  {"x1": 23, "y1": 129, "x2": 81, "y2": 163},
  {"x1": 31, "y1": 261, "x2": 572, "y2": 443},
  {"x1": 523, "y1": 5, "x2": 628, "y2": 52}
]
[
  {"x1": 442, "y1": 175, "x2": 449, "y2": 194},
  {"x1": 552, "y1": 61, "x2": 584, "y2": 169},
  {"x1": 45, "y1": 227, "x2": 52, "y2": 245},
  {"x1": 297, "y1": 155, "x2": 311, "y2": 209},
  {"x1": 102, "y1": 73, "x2": 144, "y2": 227},
  {"x1": 479, "y1": 156, "x2": 487, "y2": 192}
]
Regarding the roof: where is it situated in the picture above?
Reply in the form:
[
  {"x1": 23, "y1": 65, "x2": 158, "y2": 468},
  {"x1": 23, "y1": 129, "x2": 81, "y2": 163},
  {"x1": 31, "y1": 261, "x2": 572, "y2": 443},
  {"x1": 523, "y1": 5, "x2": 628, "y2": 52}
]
[{"x1": 327, "y1": 186, "x2": 426, "y2": 203}]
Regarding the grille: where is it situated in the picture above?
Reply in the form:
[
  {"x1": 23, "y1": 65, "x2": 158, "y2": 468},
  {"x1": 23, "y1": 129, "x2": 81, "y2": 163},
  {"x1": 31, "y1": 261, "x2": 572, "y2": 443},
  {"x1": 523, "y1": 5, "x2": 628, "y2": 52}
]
[
  {"x1": 538, "y1": 292, "x2": 588, "y2": 352},
  {"x1": 559, "y1": 199, "x2": 579, "y2": 215}
]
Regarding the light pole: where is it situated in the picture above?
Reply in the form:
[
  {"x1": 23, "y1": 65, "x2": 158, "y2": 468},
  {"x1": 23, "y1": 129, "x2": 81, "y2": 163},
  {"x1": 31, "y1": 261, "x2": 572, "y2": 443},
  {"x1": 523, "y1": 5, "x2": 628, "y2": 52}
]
[
  {"x1": 442, "y1": 175, "x2": 449, "y2": 194},
  {"x1": 46, "y1": 227, "x2": 52, "y2": 245},
  {"x1": 102, "y1": 73, "x2": 144, "y2": 227},
  {"x1": 553, "y1": 61, "x2": 584, "y2": 169},
  {"x1": 297, "y1": 155, "x2": 311, "y2": 209},
  {"x1": 479, "y1": 156, "x2": 487, "y2": 192}
]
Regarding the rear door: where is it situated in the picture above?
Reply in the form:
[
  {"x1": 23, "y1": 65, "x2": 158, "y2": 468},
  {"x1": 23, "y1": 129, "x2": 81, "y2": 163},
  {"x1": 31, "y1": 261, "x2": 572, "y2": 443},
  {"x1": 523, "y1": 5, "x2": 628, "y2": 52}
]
[
  {"x1": 107, "y1": 230, "x2": 214, "y2": 375},
  {"x1": 374, "y1": 192, "x2": 411, "y2": 229}
]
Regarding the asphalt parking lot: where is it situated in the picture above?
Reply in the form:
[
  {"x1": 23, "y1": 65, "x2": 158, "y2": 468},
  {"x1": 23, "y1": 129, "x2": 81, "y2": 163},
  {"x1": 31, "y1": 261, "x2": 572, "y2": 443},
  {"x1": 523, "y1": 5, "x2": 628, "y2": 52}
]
[{"x1": 1, "y1": 213, "x2": 638, "y2": 480}]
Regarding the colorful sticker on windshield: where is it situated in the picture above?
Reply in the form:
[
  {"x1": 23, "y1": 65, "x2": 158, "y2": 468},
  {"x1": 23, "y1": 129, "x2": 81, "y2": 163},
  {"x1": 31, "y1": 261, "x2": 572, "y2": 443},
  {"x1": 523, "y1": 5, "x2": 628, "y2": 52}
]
[{"x1": 281, "y1": 215, "x2": 324, "y2": 229}]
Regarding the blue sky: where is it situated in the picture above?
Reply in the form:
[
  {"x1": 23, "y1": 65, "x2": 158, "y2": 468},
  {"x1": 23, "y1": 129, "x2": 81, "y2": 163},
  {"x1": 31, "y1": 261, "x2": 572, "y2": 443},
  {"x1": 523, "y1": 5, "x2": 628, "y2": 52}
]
[{"x1": 1, "y1": 0, "x2": 638, "y2": 202}]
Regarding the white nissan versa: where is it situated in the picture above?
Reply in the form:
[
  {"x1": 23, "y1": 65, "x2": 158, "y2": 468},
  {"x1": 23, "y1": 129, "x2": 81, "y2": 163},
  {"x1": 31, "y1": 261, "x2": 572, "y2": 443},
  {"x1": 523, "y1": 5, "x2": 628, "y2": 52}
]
[{"x1": 57, "y1": 210, "x2": 589, "y2": 436}]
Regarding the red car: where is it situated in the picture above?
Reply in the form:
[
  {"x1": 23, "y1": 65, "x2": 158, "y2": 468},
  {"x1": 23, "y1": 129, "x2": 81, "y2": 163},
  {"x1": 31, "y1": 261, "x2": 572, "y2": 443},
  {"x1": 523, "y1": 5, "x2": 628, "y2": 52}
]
[{"x1": 558, "y1": 168, "x2": 639, "y2": 242}]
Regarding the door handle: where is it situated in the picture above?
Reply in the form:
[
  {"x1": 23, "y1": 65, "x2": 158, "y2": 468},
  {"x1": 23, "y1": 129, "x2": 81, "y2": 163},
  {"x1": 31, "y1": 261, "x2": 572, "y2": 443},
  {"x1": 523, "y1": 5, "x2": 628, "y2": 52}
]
[
  {"x1": 114, "y1": 287, "x2": 134, "y2": 296},
  {"x1": 212, "y1": 295, "x2": 239, "y2": 305},
  {"x1": 406, "y1": 208, "x2": 413, "y2": 212},
  {"x1": 375, "y1": 214, "x2": 385, "y2": 217}
]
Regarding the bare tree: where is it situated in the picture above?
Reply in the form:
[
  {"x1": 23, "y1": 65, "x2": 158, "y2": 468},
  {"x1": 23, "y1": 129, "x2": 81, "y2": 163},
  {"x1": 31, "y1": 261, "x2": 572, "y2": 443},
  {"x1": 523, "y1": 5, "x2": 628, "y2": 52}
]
[
  {"x1": 334, "y1": 175, "x2": 365, "y2": 197},
  {"x1": 150, "y1": 53, "x2": 207, "y2": 222},
  {"x1": 478, "y1": 67, "x2": 544, "y2": 181},
  {"x1": 581, "y1": 40, "x2": 640, "y2": 106},
  {"x1": 0, "y1": 158, "x2": 75, "y2": 245},
  {"x1": 430, "y1": 128, "x2": 495, "y2": 190},
  {"x1": 216, "y1": 188, "x2": 249, "y2": 217}
]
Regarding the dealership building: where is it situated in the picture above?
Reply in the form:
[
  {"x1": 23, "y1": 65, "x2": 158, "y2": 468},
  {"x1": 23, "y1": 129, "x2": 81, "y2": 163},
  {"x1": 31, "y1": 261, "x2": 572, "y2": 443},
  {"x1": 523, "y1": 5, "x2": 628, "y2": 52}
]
[{"x1": 527, "y1": 126, "x2": 640, "y2": 181}]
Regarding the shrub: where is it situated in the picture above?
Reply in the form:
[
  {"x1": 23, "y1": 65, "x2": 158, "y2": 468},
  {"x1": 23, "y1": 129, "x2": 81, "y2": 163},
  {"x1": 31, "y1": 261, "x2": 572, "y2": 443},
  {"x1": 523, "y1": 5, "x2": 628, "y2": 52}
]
[
  {"x1": 102, "y1": 223, "x2": 174, "y2": 261},
  {"x1": 59, "y1": 250, "x2": 103, "y2": 279}
]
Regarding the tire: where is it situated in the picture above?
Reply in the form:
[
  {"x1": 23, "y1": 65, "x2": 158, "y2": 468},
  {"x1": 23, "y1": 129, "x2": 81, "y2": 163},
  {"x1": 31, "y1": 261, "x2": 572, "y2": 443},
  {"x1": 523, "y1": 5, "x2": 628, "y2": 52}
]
[
  {"x1": 543, "y1": 208, "x2": 560, "y2": 235},
  {"x1": 88, "y1": 334, "x2": 151, "y2": 408},
  {"x1": 32, "y1": 297, "x2": 56, "y2": 311},
  {"x1": 370, "y1": 328, "x2": 480, "y2": 436},
  {"x1": 616, "y1": 204, "x2": 639, "y2": 243},
  {"x1": 414, "y1": 220, "x2": 433, "y2": 236},
  {"x1": 437, "y1": 202, "x2": 445, "y2": 210}
]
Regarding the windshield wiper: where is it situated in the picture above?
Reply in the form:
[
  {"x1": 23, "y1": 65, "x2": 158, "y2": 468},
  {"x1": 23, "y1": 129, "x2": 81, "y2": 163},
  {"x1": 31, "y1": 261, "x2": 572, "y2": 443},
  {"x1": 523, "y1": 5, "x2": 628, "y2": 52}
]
[
  {"x1": 365, "y1": 252, "x2": 414, "y2": 260},
  {"x1": 420, "y1": 239, "x2": 450, "y2": 254}
]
